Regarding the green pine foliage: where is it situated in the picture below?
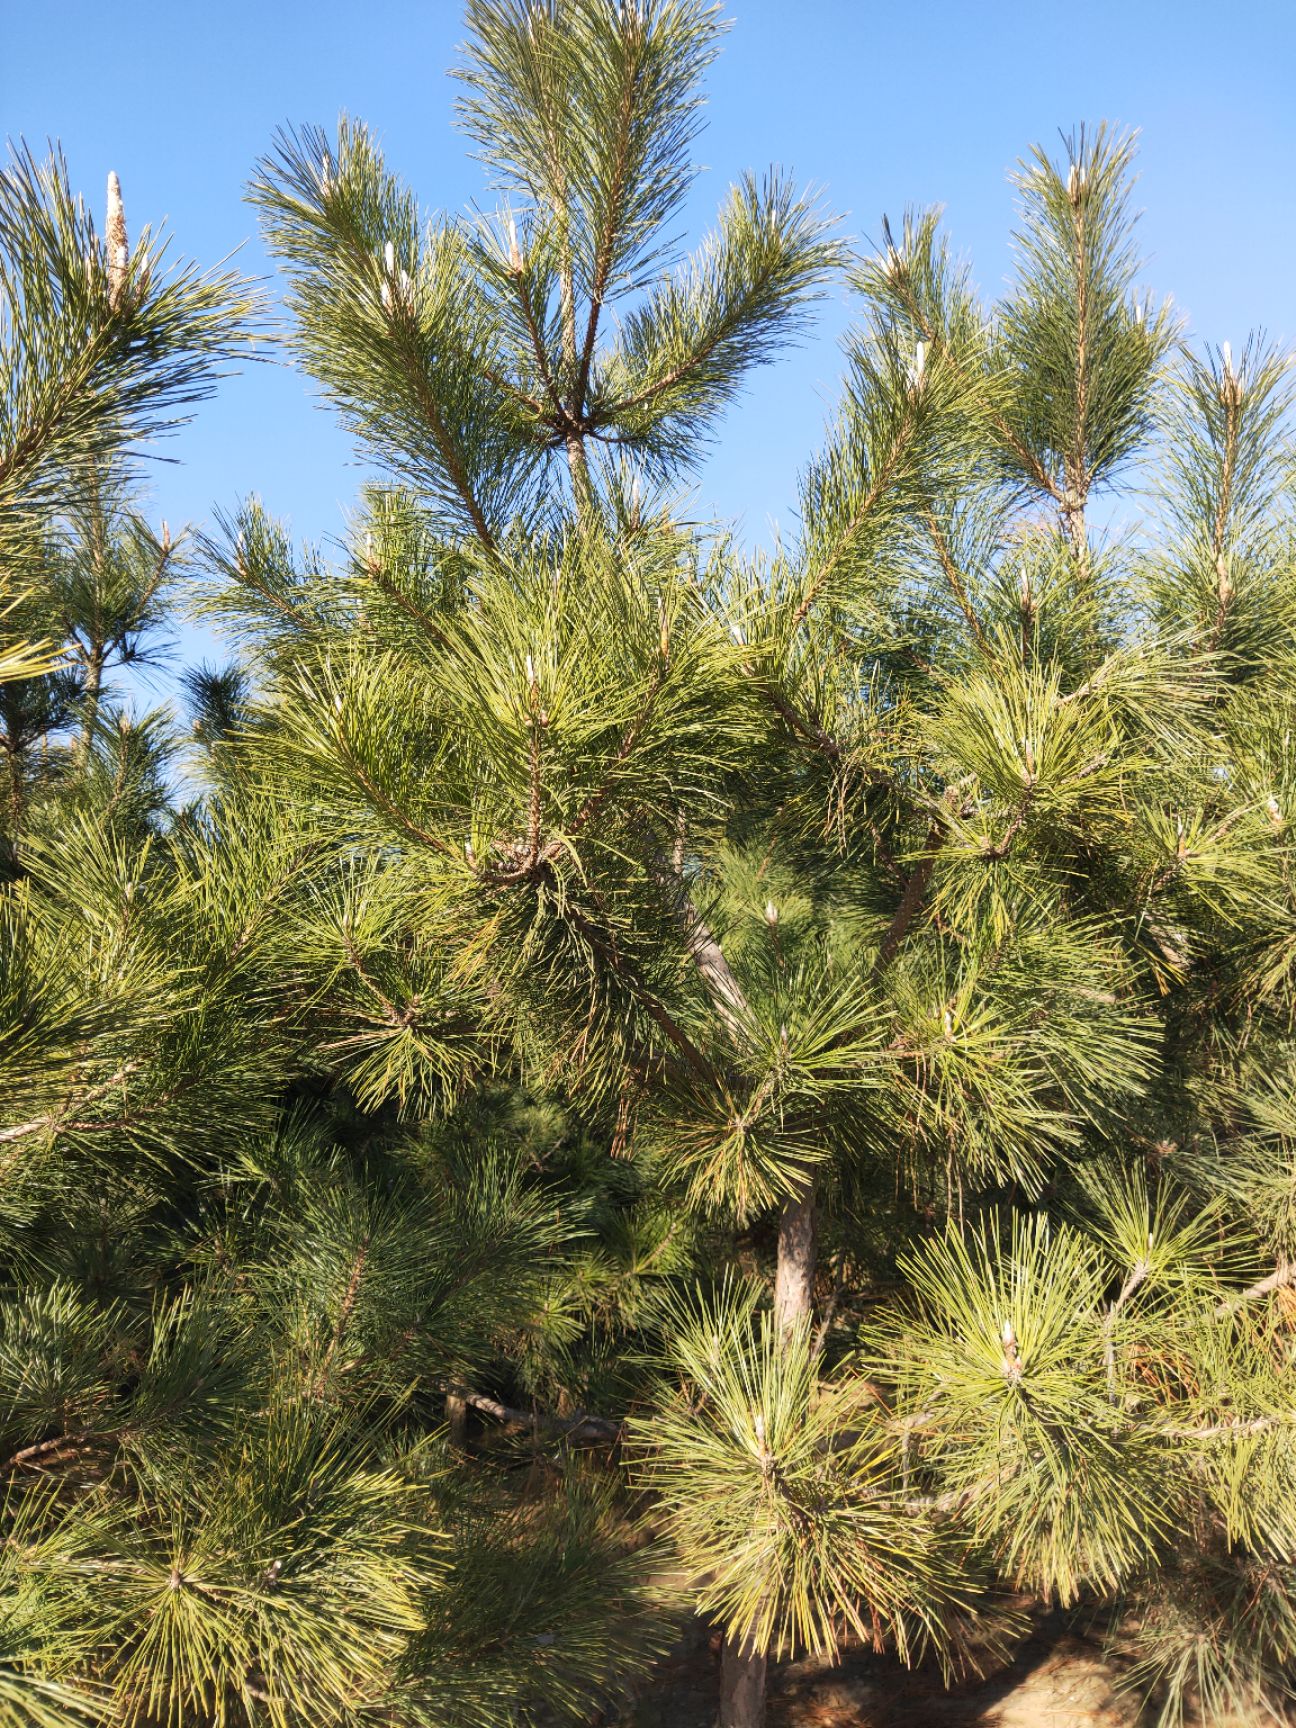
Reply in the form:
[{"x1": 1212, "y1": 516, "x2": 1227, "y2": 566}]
[{"x1": 4, "y1": 7, "x2": 1296, "y2": 1727}]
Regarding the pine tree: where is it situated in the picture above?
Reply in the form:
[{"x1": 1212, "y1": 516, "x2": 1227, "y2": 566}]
[
  {"x1": 7, "y1": 7, "x2": 1296, "y2": 1728},
  {"x1": 221, "y1": 12, "x2": 1296, "y2": 1720},
  {"x1": 0, "y1": 142, "x2": 666, "y2": 1728}
]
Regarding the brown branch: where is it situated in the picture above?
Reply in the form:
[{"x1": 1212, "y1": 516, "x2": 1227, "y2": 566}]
[
  {"x1": 5, "y1": 1429, "x2": 99, "y2": 1471},
  {"x1": 922, "y1": 506, "x2": 989, "y2": 653},
  {"x1": 560, "y1": 891, "x2": 715, "y2": 1084},
  {"x1": 511, "y1": 266, "x2": 569, "y2": 425},
  {"x1": 333, "y1": 730, "x2": 455, "y2": 859},
  {"x1": 883, "y1": 258, "x2": 1064, "y2": 504},
  {"x1": 317, "y1": 1234, "x2": 371, "y2": 1390},
  {"x1": 791, "y1": 402, "x2": 921, "y2": 634},
  {"x1": 564, "y1": 668, "x2": 664, "y2": 840},
  {"x1": 476, "y1": 359, "x2": 551, "y2": 422},
  {"x1": 339, "y1": 927, "x2": 418, "y2": 1029},
  {"x1": 1216, "y1": 1260, "x2": 1296, "y2": 1318},
  {"x1": 811, "y1": 1258, "x2": 848, "y2": 1360},
  {"x1": 0, "y1": 323, "x2": 119, "y2": 500},
  {"x1": 1066, "y1": 164, "x2": 1092, "y2": 553},
  {"x1": 874, "y1": 816, "x2": 947, "y2": 974},
  {"x1": 577, "y1": 38, "x2": 639, "y2": 407},
  {"x1": 598, "y1": 224, "x2": 814, "y2": 424},
  {"x1": 364, "y1": 560, "x2": 450, "y2": 649},
  {"x1": 980, "y1": 782, "x2": 1036, "y2": 862},
  {"x1": 1103, "y1": 1259, "x2": 1150, "y2": 1398},
  {"x1": 678, "y1": 896, "x2": 748, "y2": 1046},
  {"x1": 525, "y1": 728, "x2": 543, "y2": 866},
  {"x1": 228, "y1": 840, "x2": 329, "y2": 962},
  {"x1": 386, "y1": 320, "x2": 496, "y2": 548},
  {"x1": 599, "y1": 330, "x2": 733, "y2": 419},
  {"x1": 0, "y1": 1060, "x2": 143, "y2": 1147},
  {"x1": 760, "y1": 680, "x2": 843, "y2": 761},
  {"x1": 1160, "y1": 1412, "x2": 1296, "y2": 1441},
  {"x1": 458, "y1": 1388, "x2": 620, "y2": 1444},
  {"x1": 564, "y1": 428, "x2": 595, "y2": 512}
]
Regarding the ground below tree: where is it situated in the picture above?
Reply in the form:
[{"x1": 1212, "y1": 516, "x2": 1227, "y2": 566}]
[{"x1": 612, "y1": 1614, "x2": 1261, "y2": 1727}]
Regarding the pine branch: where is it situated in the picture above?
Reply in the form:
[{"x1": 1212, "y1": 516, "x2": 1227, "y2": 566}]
[
  {"x1": 457, "y1": 1388, "x2": 620, "y2": 1444},
  {"x1": 0, "y1": 1059, "x2": 143, "y2": 1147},
  {"x1": 1102, "y1": 1258, "x2": 1150, "y2": 1398},
  {"x1": 1215, "y1": 1260, "x2": 1296, "y2": 1317},
  {"x1": 874, "y1": 817, "x2": 946, "y2": 973},
  {"x1": 921, "y1": 505, "x2": 989, "y2": 653}
]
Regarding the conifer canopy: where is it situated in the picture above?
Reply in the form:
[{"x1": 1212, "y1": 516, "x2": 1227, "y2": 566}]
[{"x1": 3, "y1": 6, "x2": 1296, "y2": 1727}]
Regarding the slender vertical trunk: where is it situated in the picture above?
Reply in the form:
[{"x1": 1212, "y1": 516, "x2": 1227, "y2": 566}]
[
  {"x1": 773, "y1": 1178, "x2": 817, "y2": 1338},
  {"x1": 720, "y1": 1180, "x2": 817, "y2": 1724},
  {"x1": 720, "y1": 1634, "x2": 767, "y2": 1728},
  {"x1": 676, "y1": 862, "x2": 815, "y2": 1728},
  {"x1": 564, "y1": 428, "x2": 595, "y2": 516},
  {"x1": 445, "y1": 1392, "x2": 468, "y2": 1449}
]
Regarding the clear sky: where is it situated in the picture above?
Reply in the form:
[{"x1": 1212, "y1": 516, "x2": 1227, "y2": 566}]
[{"x1": 5, "y1": 0, "x2": 1296, "y2": 694}]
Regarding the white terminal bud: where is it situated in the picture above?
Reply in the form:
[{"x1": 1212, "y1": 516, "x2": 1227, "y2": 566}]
[
  {"x1": 764, "y1": 899, "x2": 778, "y2": 926},
  {"x1": 1266, "y1": 795, "x2": 1283, "y2": 829},
  {"x1": 525, "y1": 652, "x2": 536, "y2": 686},
  {"x1": 384, "y1": 240, "x2": 396, "y2": 275},
  {"x1": 1220, "y1": 341, "x2": 1242, "y2": 401},
  {"x1": 464, "y1": 837, "x2": 476, "y2": 865},
  {"x1": 730, "y1": 622, "x2": 745, "y2": 647},
  {"x1": 105, "y1": 171, "x2": 128, "y2": 310}
]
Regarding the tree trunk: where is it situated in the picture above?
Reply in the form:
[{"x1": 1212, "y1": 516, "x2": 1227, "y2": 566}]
[
  {"x1": 720, "y1": 1633, "x2": 767, "y2": 1728},
  {"x1": 676, "y1": 879, "x2": 807, "y2": 1728},
  {"x1": 773, "y1": 1178, "x2": 817, "y2": 1338},
  {"x1": 445, "y1": 1391, "x2": 468, "y2": 1448},
  {"x1": 716, "y1": 1179, "x2": 818, "y2": 1727}
]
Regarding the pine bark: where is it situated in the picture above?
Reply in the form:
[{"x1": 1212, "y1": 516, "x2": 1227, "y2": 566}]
[
  {"x1": 719, "y1": 1182, "x2": 817, "y2": 1725},
  {"x1": 445, "y1": 1391, "x2": 468, "y2": 1448},
  {"x1": 720, "y1": 1634, "x2": 767, "y2": 1728},
  {"x1": 681, "y1": 880, "x2": 816, "y2": 1728},
  {"x1": 773, "y1": 1179, "x2": 817, "y2": 1339}
]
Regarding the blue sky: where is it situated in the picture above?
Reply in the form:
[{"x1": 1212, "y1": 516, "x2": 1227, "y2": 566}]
[{"x1": 6, "y1": 0, "x2": 1296, "y2": 696}]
